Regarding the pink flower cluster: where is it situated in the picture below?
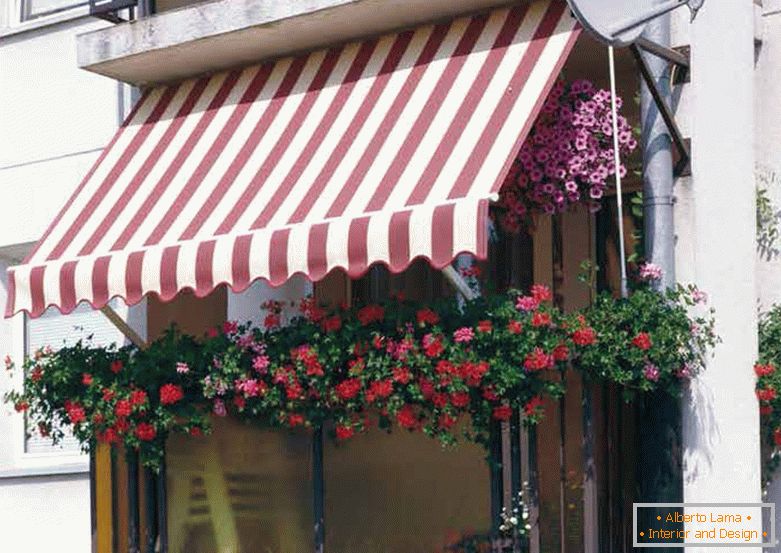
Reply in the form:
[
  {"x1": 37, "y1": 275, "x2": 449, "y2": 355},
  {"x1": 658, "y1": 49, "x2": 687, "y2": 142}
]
[{"x1": 498, "y1": 79, "x2": 637, "y2": 232}]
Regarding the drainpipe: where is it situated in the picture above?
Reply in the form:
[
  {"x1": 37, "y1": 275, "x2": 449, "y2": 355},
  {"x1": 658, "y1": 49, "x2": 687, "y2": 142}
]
[
  {"x1": 642, "y1": 18, "x2": 676, "y2": 290},
  {"x1": 637, "y1": 14, "x2": 681, "y2": 551}
]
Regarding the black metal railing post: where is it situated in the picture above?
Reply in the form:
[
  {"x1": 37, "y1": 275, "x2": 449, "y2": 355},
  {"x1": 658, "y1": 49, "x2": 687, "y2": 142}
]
[
  {"x1": 313, "y1": 427, "x2": 325, "y2": 553},
  {"x1": 157, "y1": 455, "x2": 168, "y2": 553},
  {"x1": 128, "y1": 452, "x2": 140, "y2": 553}
]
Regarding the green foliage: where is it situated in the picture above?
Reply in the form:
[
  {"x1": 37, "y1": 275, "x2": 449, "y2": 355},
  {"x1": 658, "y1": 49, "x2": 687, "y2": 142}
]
[
  {"x1": 4, "y1": 283, "x2": 716, "y2": 471},
  {"x1": 754, "y1": 305, "x2": 781, "y2": 485},
  {"x1": 575, "y1": 283, "x2": 717, "y2": 400}
]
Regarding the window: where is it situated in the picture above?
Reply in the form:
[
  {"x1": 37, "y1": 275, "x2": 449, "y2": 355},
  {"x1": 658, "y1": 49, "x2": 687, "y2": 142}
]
[
  {"x1": 20, "y1": 0, "x2": 87, "y2": 21},
  {"x1": 166, "y1": 418, "x2": 314, "y2": 553},
  {"x1": 3, "y1": 301, "x2": 130, "y2": 474}
]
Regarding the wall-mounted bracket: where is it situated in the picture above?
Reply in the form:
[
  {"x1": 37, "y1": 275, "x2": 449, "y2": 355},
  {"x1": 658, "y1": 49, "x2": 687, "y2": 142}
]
[
  {"x1": 442, "y1": 265, "x2": 477, "y2": 301},
  {"x1": 630, "y1": 42, "x2": 691, "y2": 178},
  {"x1": 100, "y1": 305, "x2": 147, "y2": 349}
]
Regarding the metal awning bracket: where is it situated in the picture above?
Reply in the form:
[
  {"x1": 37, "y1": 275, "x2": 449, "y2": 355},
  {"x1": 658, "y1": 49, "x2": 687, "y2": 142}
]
[
  {"x1": 100, "y1": 305, "x2": 147, "y2": 349},
  {"x1": 629, "y1": 43, "x2": 691, "y2": 177},
  {"x1": 442, "y1": 265, "x2": 478, "y2": 301}
]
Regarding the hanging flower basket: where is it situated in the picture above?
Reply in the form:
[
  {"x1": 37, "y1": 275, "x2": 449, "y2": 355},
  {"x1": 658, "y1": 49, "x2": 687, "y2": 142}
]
[{"x1": 497, "y1": 79, "x2": 638, "y2": 232}]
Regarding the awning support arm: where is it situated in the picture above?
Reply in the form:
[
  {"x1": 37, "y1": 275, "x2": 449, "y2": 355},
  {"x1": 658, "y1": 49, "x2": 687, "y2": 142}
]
[
  {"x1": 442, "y1": 265, "x2": 477, "y2": 301},
  {"x1": 635, "y1": 37, "x2": 690, "y2": 75},
  {"x1": 100, "y1": 305, "x2": 147, "y2": 349},
  {"x1": 629, "y1": 43, "x2": 691, "y2": 177}
]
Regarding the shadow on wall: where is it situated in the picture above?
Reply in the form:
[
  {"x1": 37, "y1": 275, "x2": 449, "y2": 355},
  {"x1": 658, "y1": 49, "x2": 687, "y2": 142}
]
[{"x1": 682, "y1": 378, "x2": 718, "y2": 486}]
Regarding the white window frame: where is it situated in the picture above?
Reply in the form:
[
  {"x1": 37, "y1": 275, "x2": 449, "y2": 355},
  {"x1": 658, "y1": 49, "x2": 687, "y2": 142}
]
[
  {"x1": 0, "y1": 312, "x2": 89, "y2": 478},
  {"x1": 0, "y1": 0, "x2": 91, "y2": 37},
  {"x1": 19, "y1": 0, "x2": 89, "y2": 21}
]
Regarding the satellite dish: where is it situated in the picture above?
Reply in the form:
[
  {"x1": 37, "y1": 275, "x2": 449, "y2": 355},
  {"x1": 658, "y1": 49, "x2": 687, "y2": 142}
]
[{"x1": 566, "y1": 0, "x2": 705, "y2": 47}]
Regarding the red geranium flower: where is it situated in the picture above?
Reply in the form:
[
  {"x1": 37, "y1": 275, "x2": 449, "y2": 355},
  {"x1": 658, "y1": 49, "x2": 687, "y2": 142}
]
[
  {"x1": 206, "y1": 327, "x2": 219, "y2": 338},
  {"x1": 30, "y1": 367, "x2": 43, "y2": 382},
  {"x1": 102, "y1": 388, "x2": 116, "y2": 402},
  {"x1": 416, "y1": 308, "x2": 440, "y2": 326},
  {"x1": 482, "y1": 386, "x2": 498, "y2": 401},
  {"x1": 396, "y1": 405, "x2": 418, "y2": 429},
  {"x1": 189, "y1": 427, "x2": 203, "y2": 437},
  {"x1": 530, "y1": 284, "x2": 553, "y2": 303},
  {"x1": 264, "y1": 313, "x2": 281, "y2": 329},
  {"x1": 135, "y1": 423, "x2": 157, "y2": 442},
  {"x1": 335, "y1": 424, "x2": 355, "y2": 440},
  {"x1": 507, "y1": 320, "x2": 523, "y2": 334},
  {"x1": 492, "y1": 405, "x2": 513, "y2": 421},
  {"x1": 531, "y1": 312, "x2": 552, "y2": 327},
  {"x1": 422, "y1": 334, "x2": 444, "y2": 358},
  {"x1": 233, "y1": 396, "x2": 246, "y2": 410},
  {"x1": 335, "y1": 378, "x2": 362, "y2": 401},
  {"x1": 439, "y1": 413, "x2": 457, "y2": 430},
  {"x1": 92, "y1": 413, "x2": 105, "y2": 424},
  {"x1": 67, "y1": 404, "x2": 86, "y2": 425},
  {"x1": 82, "y1": 373, "x2": 93, "y2": 386},
  {"x1": 288, "y1": 413, "x2": 305, "y2": 427},
  {"x1": 110, "y1": 360, "x2": 123, "y2": 374},
  {"x1": 393, "y1": 366, "x2": 412, "y2": 384},
  {"x1": 572, "y1": 327, "x2": 597, "y2": 346},
  {"x1": 14, "y1": 401, "x2": 28, "y2": 413},
  {"x1": 368, "y1": 380, "x2": 393, "y2": 402},
  {"x1": 451, "y1": 391, "x2": 470, "y2": 408},
  {"x1": 436, "y1": 360, "x2": 457, "y2": 376},
  {"x1": 222, "y1": 320, "x2": 238, "y2": 335},
  {"x1": 357, "y1": 305, "x2": 385, "y2": 326},
  {"x1": 432, "y1": 392, "x2": 449, "y2": 409},
  {"x1": 115, "y1": 418, "x2": 130, "y2": 433},
  {"x1": 418, "y1": 378, "x2": 435, "y2": 399},
  {"x1": 760, "y1": 405, "x2": 773, "y2": 416},
  {"x1": 524, "y1": 347, "x2": 553, "y2": 372},
  {"x1": 286, "y1": 382, "x2": 304, "y2": 400},
  {"x1": 159, "y1": 384, "x2": 184, "y2": 405},
  {"x1": 115, "y1": 399, "x2": 132, "y2": 418},
  {"x1": 755, "y1": 363, "x2": 776, "y2": 377},
  {"x1": 98, "y1": 428, "x2": 119, "y2": 444},
  {"x1": 632, "y1": 332, "x2": 652, "y2": 351},
  {"x1": 300, "y1": 297, "x2": 326, "y2": 323},
  {"x1": 523, "y1": 396, "x2": 545, "y2": 416},
  {"x1": 552, "y1": 344, "x2": 569, "y2": 362},
  {"x1": 130, "y1": 389, "x2": 147, "y2": 406},
  {"x1": 322, "y1": 315, "x2": 342, "y2": 332},
  {"x1": 477, "y1": 320, "x2": 493, "y2": 333},
  {"x1": 460, "y1": 361, "x2": 488, "y2": 386},
  {"x1": 757, "y1": 387, "x2": 777, "y2": 402}
]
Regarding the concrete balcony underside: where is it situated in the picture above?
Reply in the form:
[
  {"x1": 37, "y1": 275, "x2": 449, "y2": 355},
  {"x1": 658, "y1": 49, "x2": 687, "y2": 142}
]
[{"x1": 77, "y1": 0, "x2": 517, "y2": 86}]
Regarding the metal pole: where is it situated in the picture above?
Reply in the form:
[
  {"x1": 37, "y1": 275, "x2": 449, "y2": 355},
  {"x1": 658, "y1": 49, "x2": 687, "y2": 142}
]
[
  {"x1": 608, "y1": 46, "x2": 629, "y2": 298},
  {"x1": 638, "y1": 15, "x2": 682, "y2": 552}
]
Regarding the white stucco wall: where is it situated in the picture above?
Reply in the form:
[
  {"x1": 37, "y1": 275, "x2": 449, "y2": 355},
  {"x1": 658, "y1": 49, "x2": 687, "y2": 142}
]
[
  {"x1": 676, "y1": 3, "x2": 761, "y2": 553},
  {"x1": 0, "y1": 16, "x2": 120, "y2": 248},
  {"x1": 0, "y1": 14, "x2": 121, "y2": 553}
]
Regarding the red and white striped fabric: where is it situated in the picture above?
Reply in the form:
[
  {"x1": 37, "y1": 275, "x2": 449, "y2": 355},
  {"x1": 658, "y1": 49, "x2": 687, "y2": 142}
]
[{"x1": 6, "y1": 0, "x2": 578, "y2": 318}]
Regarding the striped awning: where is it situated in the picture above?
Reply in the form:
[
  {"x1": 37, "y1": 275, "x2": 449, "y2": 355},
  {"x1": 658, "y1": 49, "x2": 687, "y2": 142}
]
[{"x1": 6, "y1": 0, "x2": 578, "y2": 318}]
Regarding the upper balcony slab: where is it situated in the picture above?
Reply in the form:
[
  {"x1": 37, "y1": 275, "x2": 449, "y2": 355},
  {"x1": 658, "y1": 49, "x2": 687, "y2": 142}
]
[{"x1": 77, "y1": 0, "x2": 517, "y2": 86}]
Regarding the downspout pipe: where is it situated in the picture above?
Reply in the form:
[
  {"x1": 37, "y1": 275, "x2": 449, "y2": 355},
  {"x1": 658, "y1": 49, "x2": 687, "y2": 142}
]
[
  {"x1": 641, "y1": 16, "x2": 676, "y2": 290},
  {"x1": 637, "y1": 14, "x2": 682, "y2": 551}
]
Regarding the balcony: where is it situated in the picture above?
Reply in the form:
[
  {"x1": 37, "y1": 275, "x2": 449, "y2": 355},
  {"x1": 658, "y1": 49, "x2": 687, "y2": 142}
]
[{"x1": 77, "y1": 0, "x2": 517, "y2": 85}]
